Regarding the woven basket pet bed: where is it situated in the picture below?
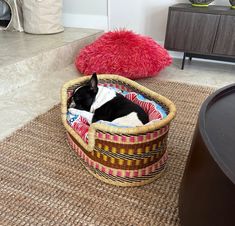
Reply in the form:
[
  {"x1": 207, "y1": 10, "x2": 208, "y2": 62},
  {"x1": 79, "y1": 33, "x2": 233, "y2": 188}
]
[{"x1": 61, "y1": 74, "x2": 176, "y2": 187}]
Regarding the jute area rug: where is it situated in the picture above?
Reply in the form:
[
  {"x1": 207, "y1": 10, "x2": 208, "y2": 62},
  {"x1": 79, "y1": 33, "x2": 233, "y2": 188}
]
[{"x1": 0, "y1": 79, "x2": 214, "y2": 226}]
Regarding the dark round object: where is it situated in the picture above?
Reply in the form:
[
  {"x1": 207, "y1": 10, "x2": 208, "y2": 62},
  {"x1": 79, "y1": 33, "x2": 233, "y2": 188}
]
[
  {"x1": 179, "y1": 84, "x2": 235, "y2": 226},
  {"x1": 0, "y1": 0, "x2": 11, "y2": 28}
]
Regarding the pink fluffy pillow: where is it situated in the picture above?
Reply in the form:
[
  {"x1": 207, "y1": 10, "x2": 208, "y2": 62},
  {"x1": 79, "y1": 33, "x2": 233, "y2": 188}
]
[{"x1": 75, "y1": 30, "x2": 172, "y2": 79}]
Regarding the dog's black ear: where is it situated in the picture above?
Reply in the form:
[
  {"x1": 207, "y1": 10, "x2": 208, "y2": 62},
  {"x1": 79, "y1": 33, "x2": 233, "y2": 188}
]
[{"x1": 89, "y1": 72, "x2": 98, "y2": 94}]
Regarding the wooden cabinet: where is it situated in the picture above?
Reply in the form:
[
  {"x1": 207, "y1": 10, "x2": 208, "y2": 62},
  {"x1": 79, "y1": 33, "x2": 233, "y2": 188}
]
[
  {"x1": 165, "y1": 4, "x2": 235, "y2": 69},
  {"x1": 213, "y1": 15, "x2": 235, "y2": 56},
  {"x1": 165, "y1": 11, "x2": 220, "y2": 54}
]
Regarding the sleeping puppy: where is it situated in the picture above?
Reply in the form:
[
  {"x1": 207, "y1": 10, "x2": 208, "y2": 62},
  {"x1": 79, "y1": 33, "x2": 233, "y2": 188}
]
[{"x1": 70, "y1": 73, "x2": 149, "y2": 127}]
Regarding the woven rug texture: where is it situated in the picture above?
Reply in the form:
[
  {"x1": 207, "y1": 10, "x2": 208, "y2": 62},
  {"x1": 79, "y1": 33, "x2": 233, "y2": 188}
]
[{"x1": 0, "y1": 79, "x2": 214, "y2": 226}]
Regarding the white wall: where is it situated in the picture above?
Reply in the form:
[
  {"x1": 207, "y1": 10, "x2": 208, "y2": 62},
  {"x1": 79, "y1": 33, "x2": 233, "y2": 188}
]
[
  {"x1": 62, "y1": 0, "x2": 108, "y2": 30},
  {"x1": 109, "y1": 0, "x2": 230, "y2": 43},
  {"x1": 216, "y1": 0, "x2": 230, "y2": 4},
  {"x1": 62, "y1": 0, "x2": 230, "y2": 39},
  {"x1": 63, "y1": 0, "x2": 107, "y2": 15}
]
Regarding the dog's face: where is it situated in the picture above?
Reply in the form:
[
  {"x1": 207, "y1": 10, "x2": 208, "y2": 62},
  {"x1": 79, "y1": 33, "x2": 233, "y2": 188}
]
[{"x1": 71, "y1": 73, "x2": 98, "y2": 111}]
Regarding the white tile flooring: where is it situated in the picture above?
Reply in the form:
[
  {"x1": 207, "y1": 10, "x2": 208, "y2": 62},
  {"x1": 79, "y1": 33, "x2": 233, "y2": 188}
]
[
  {"x1": 0, "y1": 65, "x2": 79, "y2": 140},
  {"x1": 0, "y1": 28, "x2": 101, "y2": 140},
  {"x1": 0, "y1": 28, "x2": 102, "y2": 95},
  {"x1": 0, "y1": 27, "x2": 101, "y2": 67},
  {"x1": 158, "y1": 58, "x2": 235, "y2": 88}
]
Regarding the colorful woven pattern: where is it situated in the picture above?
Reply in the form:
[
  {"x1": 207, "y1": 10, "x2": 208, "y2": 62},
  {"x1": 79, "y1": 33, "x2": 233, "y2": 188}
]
[{"x1": 61, "y1": 74, "x2": 176, "y2": 186}]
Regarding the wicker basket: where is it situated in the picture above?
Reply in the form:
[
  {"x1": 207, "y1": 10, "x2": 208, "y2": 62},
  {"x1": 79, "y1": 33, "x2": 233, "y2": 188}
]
[{"x1": 61, "y1": 75, "x2": 176, "y2": 187}]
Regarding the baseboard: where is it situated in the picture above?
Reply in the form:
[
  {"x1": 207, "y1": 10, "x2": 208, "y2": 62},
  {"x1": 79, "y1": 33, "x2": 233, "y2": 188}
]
[
  {"x1": 168, "y1": 51, "x2": 184, "y2": 59},
  {"x1": 156, "y1": 40, "x2": 235, "y2": 65},
  {"x1": 156, "y1": 40, "x2": 182, "y2": 59},
  {"x1": 62, "y1": 13, "x2": 108, "y2": 30}
]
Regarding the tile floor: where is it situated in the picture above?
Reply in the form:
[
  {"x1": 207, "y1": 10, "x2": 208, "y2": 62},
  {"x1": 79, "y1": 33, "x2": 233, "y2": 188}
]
[
  {"x1": 0, "y1": 65, "x2": 79, "y2": 140},
  {"x1": 158, "y1": 58, "x2": 235, "y2": 88},
  {"x1": 0, "y1": 27, "x2": 101, "y2": 67},
  {"x1": 0, "y1": 28, "x2": 102, "y2": 95}
]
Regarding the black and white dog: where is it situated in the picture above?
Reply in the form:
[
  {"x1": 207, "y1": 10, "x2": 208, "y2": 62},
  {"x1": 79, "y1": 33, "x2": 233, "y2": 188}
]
[{"x1": 70, "y1": 73, "x2": 149, "y2": 127}]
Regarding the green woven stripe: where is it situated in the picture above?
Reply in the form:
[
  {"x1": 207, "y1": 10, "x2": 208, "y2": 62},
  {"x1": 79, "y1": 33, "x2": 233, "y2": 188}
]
[{"x1": 192, "y1": 3, "x2": 209, "y2": 7}]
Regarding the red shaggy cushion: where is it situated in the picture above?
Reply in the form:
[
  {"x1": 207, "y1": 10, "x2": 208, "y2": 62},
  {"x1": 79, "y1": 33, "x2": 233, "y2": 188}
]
[{"x1": 75, "y1": 30, "x2": 172, "y2": 79}]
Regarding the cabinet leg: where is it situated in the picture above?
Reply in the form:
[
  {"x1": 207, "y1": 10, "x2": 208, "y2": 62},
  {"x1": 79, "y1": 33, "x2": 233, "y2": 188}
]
[{"x1": 181, "y1": 53, "x2": 186, "y2": 70}]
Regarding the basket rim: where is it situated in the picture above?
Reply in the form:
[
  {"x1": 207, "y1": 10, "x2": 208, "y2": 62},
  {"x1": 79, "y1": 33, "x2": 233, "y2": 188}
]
[{"x1": 61, "y1": 74, "x2": 176, "y2": 151}]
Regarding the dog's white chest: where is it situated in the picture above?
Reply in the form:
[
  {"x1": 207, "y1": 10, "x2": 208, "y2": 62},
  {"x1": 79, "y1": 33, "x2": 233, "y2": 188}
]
[{"x1": 90, "y1": 86, "x2": 116, "y2": 113}]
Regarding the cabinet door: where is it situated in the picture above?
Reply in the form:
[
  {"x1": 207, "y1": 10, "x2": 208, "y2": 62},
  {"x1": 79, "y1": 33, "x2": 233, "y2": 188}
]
[
  {"x1": 213, "y1": 15, "x2": 235, "y2": 56},
  {"x1": 165, "y1": 11, "x2": 220, "y2": 54}
]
